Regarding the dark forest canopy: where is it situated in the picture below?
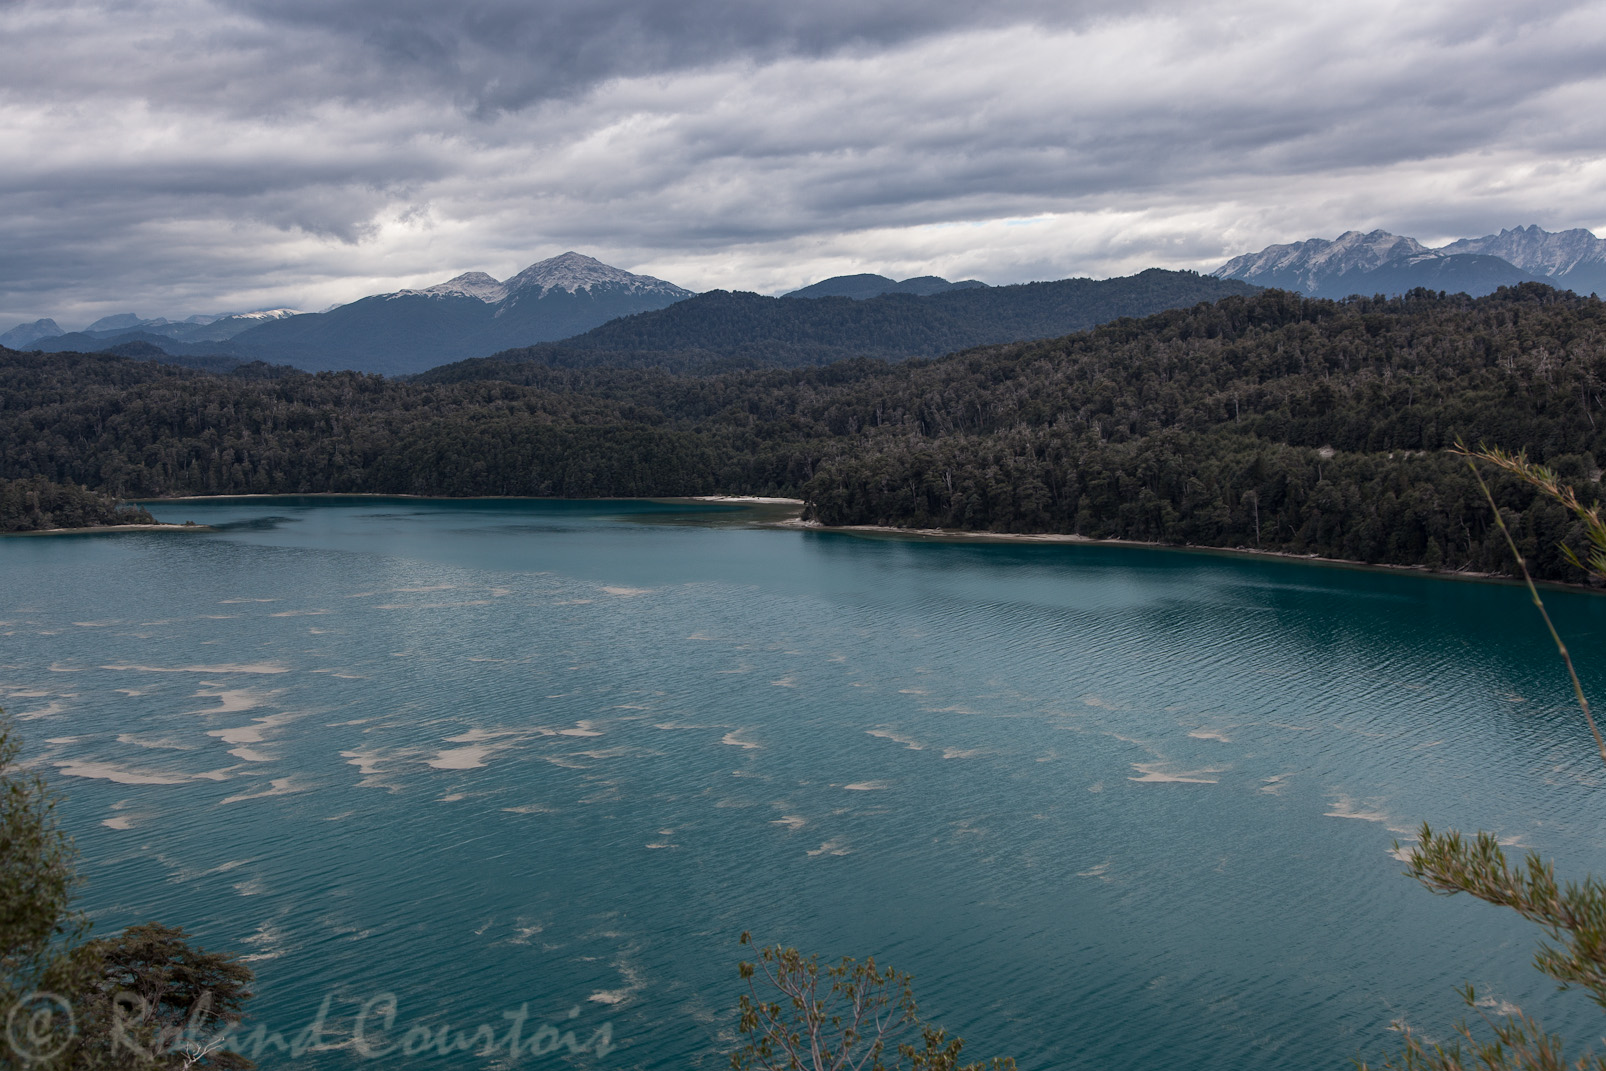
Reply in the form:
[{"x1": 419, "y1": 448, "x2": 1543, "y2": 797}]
[{"x1": 4, "y1": 284, "x2": 1605, "y2": 580}]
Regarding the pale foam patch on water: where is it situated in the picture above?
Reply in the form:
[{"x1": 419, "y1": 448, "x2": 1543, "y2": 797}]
[
  {"x1": 16, "y1": 700, "x2": 68, "y2": 719},
  {"x1": 575, "y1": 746, "x2": 652, "y2": 760},
  {"x1": 843, "y1": 780, "x2": 891, "y2": 791},
  {"x1": 866, "y1": 728, "x2": 924, "y2": 750},
  {"x1": 1324, "y1": 794, "x2": 1417, "y2": 835},
  {"x1": 190, "y1": 687, "x2": 276, "y2": 715},
  {"x1": 942, "y1": 747, "x2": 983, "y2": 760},
  {"x1": 721, "y1": 731, "x2": 762, "y2": 749},
  {"x1": 117, "y1": 733, "x2": 195, "y2": 751},
  {"x1": 239, "y1": 916, "x2": 290, "y2": 963},
  {"x1": 1129, "y1": 763, "x2": 1222, "y2": 784},
  {"x1": 807, "y1": 839, "x2": 852, "y2": 857},
  {"x1": 503, "y1": 803, "x2": 557, "y2": 815},
  {"x1": 771, "y1": 815, "x2": 807, "y2": 830},
  {"x1": 556, "y1": 722, "x2": 604, "y2": 737},
  {"x1": 219, "y1": 777, "x2": 309, "y2": 805},
  {"x1": 601, "y1": 586, "x2": 652, "y2": 597},
  {"x1": 102, "y1": 662, "x2": 289, "y2": 674},
  {"x1": 1261, "y1": 774, "x2": 1293, "y2": 795},
  {"x1": 1188, "y1": 727, "x2": 1234, "y2": 743},
  {"x1": 1473, "y1": 995, "x2": 1525, "y2": 1018},
  {"x1": 268, "y1": 609, "x2": 330, "y2": 617},
  {"x1": 55, "y1": 759, "x2": 194, "y2": 785},
  {"x1": 429, "y1": 746, "x2": 496, "y2": 770},
  {"x1": 209, "y1": 712, "x2": 298, "y2": 745},
  {"x1": 445, "y1": 728, "x2": 520, "y2": 743}
]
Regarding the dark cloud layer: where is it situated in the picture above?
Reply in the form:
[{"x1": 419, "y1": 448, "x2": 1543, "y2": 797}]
[
  {"x1": 230, "y1": 0, "x2": 1134, "y2": 111},
  {"x1": 2, "y1": 0, "x2": 1604, "y2": 326}
]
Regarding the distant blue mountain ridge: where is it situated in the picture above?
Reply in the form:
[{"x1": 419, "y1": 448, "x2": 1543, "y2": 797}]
[{"x1": 8, "y1": 226, "x2": 1603, "y2": 375}]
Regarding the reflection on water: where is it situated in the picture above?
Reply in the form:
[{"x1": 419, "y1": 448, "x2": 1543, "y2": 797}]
[{"x1": 3, "y1": 496, "x2": 1606, "y2": 1070}]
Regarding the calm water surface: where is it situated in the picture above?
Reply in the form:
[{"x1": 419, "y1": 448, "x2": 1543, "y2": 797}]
[{"x1": 4, "y1": 497, "x2": 1606, "y2": 1070}]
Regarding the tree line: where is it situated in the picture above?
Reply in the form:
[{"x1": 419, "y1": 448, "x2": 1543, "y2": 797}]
[{"x1": 3, "y1": 283, "x2": 1604, "y2": 579}]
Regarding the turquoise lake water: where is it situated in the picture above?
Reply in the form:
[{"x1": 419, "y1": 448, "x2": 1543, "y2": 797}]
[{"x1": 5, "y1": 497, "x2": 1606, "y2": 1069}]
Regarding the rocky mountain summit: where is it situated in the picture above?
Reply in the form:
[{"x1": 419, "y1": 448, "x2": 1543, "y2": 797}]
[
  {"x1": 393, "y1": 252, "x2": 690, "y2": 305},
  {"x1": 1214, "y1": 225, "x2": 1604, "y2": 298}
]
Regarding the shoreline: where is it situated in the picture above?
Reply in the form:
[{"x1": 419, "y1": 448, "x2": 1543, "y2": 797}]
[
  {"x1": 131, "y1": 492, "x2": 808, "y2": 504},
  {"x1": 768, "y1": 516, "x2": 1583, "y2": 592},
  {"x1": 112, "y1": 492, "x2": 1585, "y2": 593},
  {"x1": 689, "y1": 495, "x2": 806, "y2": 505},
  {"x1": 2, "y1": 523, "x2": 213, "y2": 537}
]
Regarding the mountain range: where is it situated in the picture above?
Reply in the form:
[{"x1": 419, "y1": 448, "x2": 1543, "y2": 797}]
[
  {"x1": 423, "y1": 269, "x2": 1258, "y2": 379},
  {"x1": 15, "y1": 253, "x2": 693, "y2": 377},
  {"x1": 1214, "y1": 225, "x2": 1606, "y2": 298},
  {"x1": 6, "y1": 261, "x2": 1254, "y2": 377},
  {"x1": 9, "y1": 224, "x2": 1601, "y2": 377}
]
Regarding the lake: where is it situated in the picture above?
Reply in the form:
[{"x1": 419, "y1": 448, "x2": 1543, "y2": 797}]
[{"x1": 4, "y1": 497, "x2": 1606, "y2": 1070}]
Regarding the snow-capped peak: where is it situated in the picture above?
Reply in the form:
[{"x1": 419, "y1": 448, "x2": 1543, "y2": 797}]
[
  {"x1": 1440, "y1": 225, "x2": 1606, "y2": 277},
  {"x1": 1214, "y1": 230, "x2": 1429, "y2": 283},
  {"x1": 502, "y1": 252, "x2": 691, "y2": 297},
  {"x1": 417, "y1": 272, "x2": 508, "y2": 302},
  {"x1": 225, "y1": 308, "x2": 302, "y2": 322}
]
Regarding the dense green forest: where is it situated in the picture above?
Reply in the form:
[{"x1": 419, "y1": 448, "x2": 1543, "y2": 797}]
[
  {"x1": 0, "y1": 476, "x2": 155, "y2": 532},
  {"x1": 3, "y1": 284, "x2": 1604, "y2": 580}
]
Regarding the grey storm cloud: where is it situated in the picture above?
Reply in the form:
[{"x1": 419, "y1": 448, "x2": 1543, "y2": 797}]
[
  {"x1": 2, "y1": 0, "x2": 1605, "y2": 326},
  {"x1": 223, "y1": 0, "x2": 1142, "y2": 111}
]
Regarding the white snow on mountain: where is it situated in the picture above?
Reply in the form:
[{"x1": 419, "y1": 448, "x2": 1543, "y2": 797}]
[
  {"x1": 1440, "y1": 226, "x2": 1606, "y2": 278},
  {"x1": 1213, "y1": 230, "x2": 1430, "y2": 287},
  {"x1": 502, "y1": 251, "x2": 691, "y2": 296},
  {"x1": 224, "y1": 308, "x2": 302, "y2": 322},
  {"x1": 1216, "y1": 225, "x2": 1605, "y2": 289},
  {"x1": 409, "y1": 272, "x2": 508, "y2": 302},
  {"x1": 386, "y1": 253, "x2": 692, "y2": 305}
]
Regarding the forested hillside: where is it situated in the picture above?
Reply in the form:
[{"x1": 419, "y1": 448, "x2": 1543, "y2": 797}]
[
  {"x1": 4, "y1": 284, "x2": 1604, "y2": 580},
  {"x1": 448, "y1": 269, "x2": 1260, "y2": 372}
]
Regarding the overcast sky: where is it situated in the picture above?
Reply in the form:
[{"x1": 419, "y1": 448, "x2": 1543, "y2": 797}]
[{"x1": 4, "y1": 0, "x2": 1606, "y2": 327}]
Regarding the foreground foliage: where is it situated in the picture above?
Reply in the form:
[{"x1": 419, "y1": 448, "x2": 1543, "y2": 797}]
[
  {"x1": 0, "y1": 718, "x2": 254, "y2": 1069},
  {"x1": 1367, "y1": 829, "x2": 1606, "y2": 1071},
  {"x1": 5, "y1": 284, "x2": 1606, "y2": 578},
  {"x1": 734, "y1": 934, "x2": 1013, "y2": 1071},
  {"x1": 1365, "y1": 450, "x2": 1606, "y2": 1070}
]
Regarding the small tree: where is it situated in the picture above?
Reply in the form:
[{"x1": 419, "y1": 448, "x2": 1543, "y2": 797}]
[
  {"x1": 73, "y1": 923, "x2": 255, "y2": 1070},
  {"x1": 733, "y1": 933, "x2": 1014, "y2": 1071}
]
